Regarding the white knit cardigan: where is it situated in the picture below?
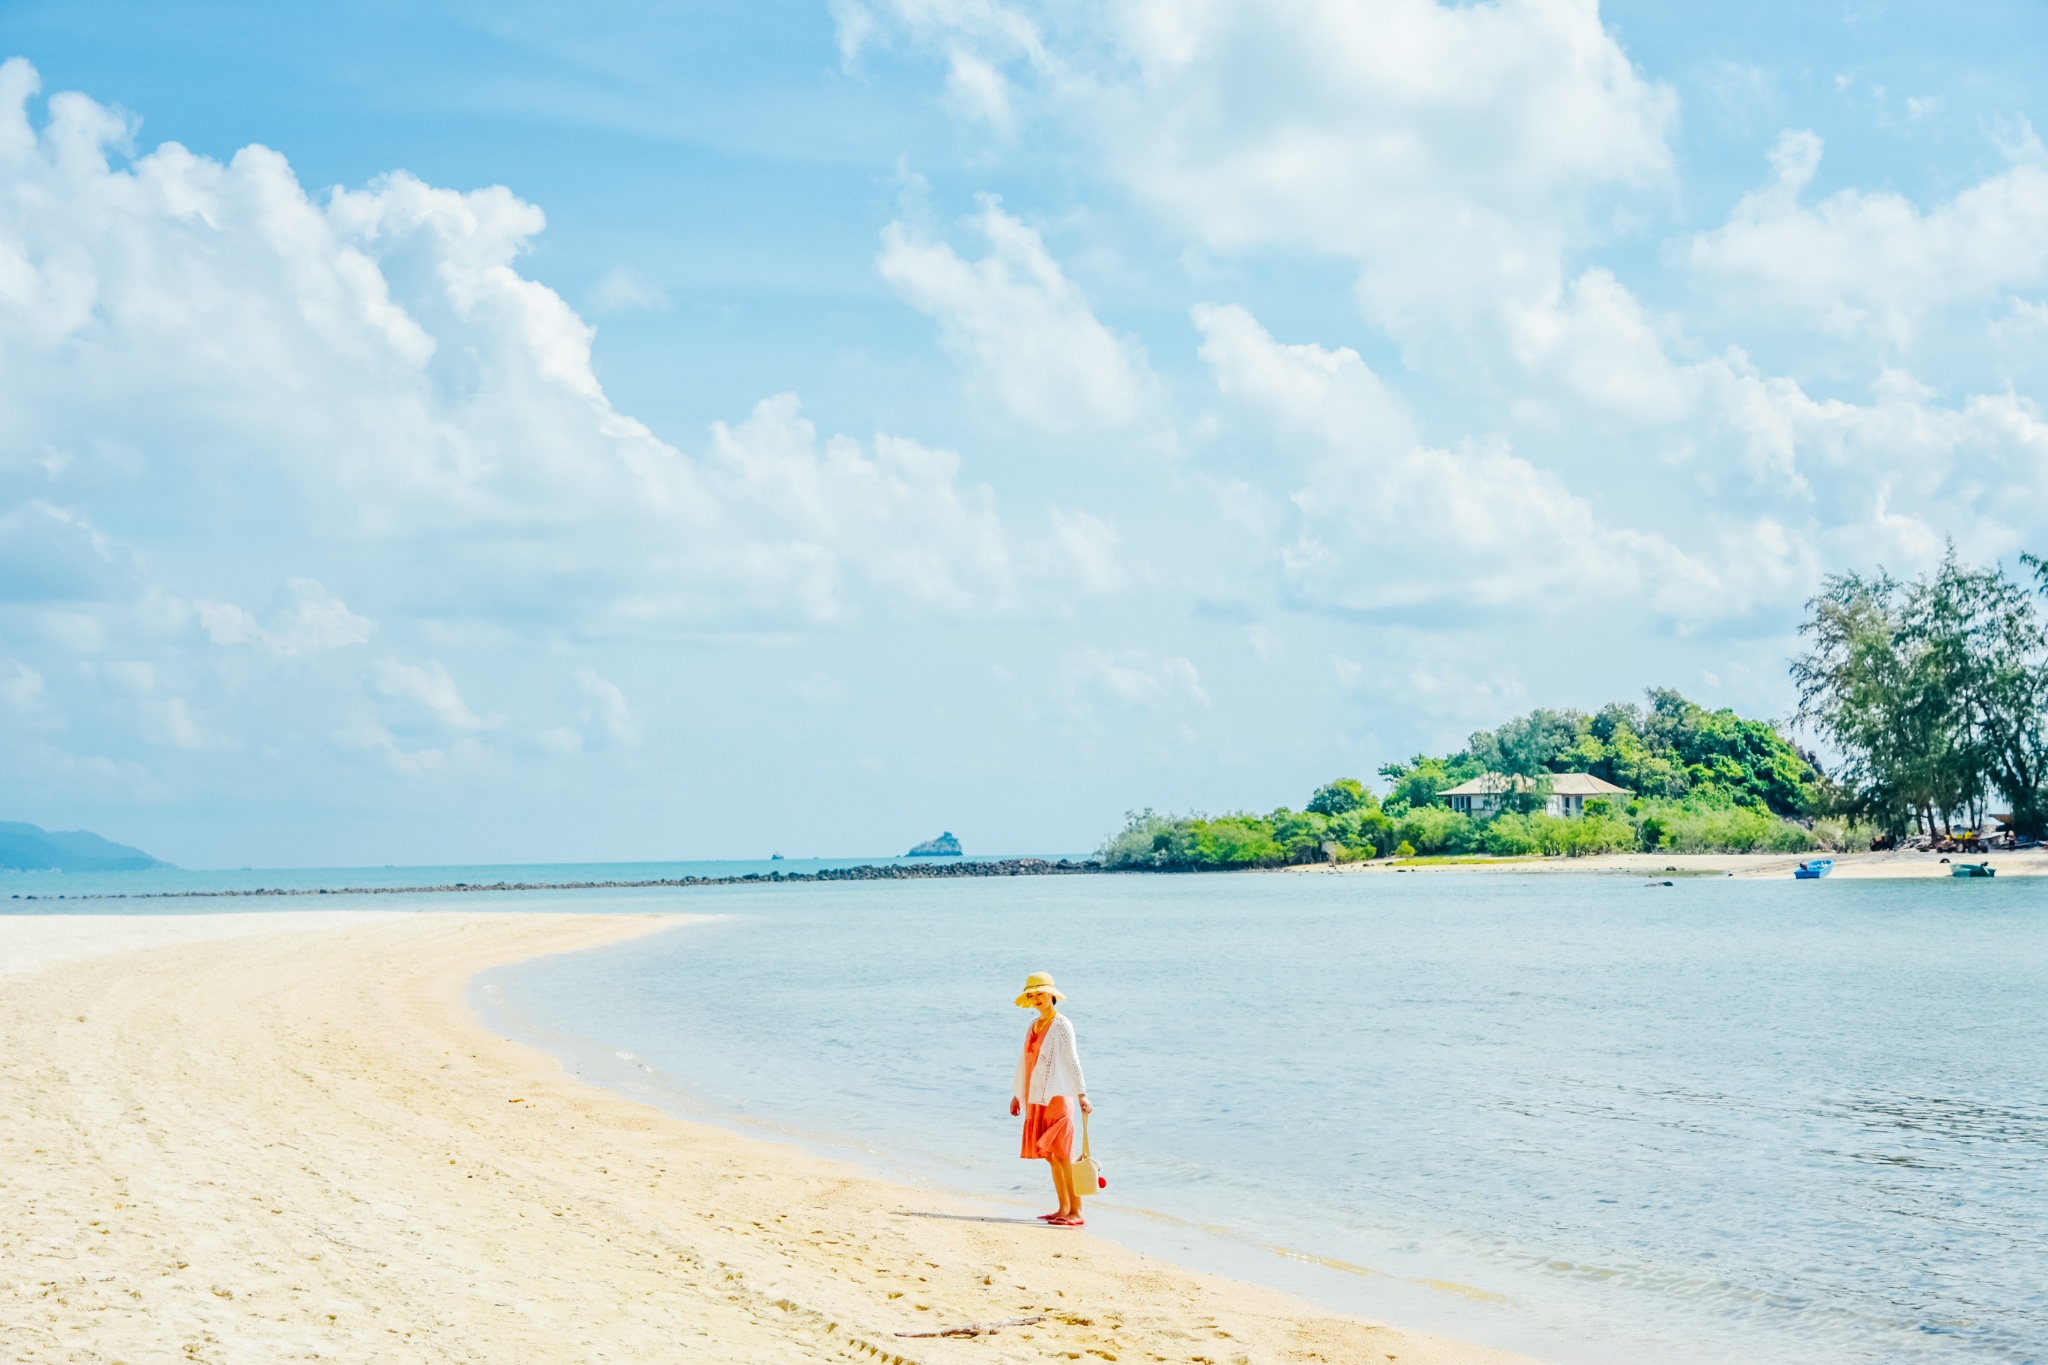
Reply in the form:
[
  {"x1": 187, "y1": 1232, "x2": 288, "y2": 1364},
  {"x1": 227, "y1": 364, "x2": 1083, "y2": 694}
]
[{"x1": 1013, "y1": 1013, "x2": 1087, "y2": 1147}]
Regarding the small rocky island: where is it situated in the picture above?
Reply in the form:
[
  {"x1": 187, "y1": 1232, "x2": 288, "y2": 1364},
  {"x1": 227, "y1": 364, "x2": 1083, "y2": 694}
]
[{"x1": 905, "y1": 832, "x2": 963, "y2": 857}]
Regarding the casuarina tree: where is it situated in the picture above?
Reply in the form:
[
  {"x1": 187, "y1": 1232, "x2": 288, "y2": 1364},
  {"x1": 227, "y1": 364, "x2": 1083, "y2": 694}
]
[{"x1": 1793, "y1": 550, "x2": 2048, "y2": 838}]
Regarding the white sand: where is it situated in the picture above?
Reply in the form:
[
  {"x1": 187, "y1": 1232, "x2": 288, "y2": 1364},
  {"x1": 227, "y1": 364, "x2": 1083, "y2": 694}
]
[
  {"x1": 0, "y1": 909, "x2": 414, "y2": 977},
  {"x1": 0, "y1": 910, "x2": 1539, "y2": 1364}
]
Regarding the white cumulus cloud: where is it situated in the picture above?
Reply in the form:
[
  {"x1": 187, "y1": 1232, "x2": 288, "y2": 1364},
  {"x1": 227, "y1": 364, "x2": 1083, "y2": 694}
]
[
  {"x1": 371, "y1": 658, "x2": 488, "y2": 733},
  {"x1": 879, "y1": 198, "x2": 1158, "y2": 431},
  {"x1": 687, "y1": 394, "x2": 1020, "y2": 619},
  {"x1": 857, "y1": 0, "x2": 1677, "y2": 365},
  {"x1": 1193, "y1": 303, "x2": 1808, "y2": 620},
  {"x1": 1690, "y1": 128, "x2": 2048, "y2": 344},
  {"x1": 196, "y1": 580, "x2": 373, "y2": 656},
  {"x1": 574, "y1": 668, "x2": 639, "y2": 745},
  {"x1": 1065, "y1": 648, "x2": 1208, "y2": 708},
  {"x1": 0, "y1": 57, "x2": 1092, "y2": 645}
]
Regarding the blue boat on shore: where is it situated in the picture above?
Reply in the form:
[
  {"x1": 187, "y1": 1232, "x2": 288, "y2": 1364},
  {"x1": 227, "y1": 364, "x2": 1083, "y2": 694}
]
[
  {"x1": 1951, "y1": 862, "x2": 1996, "y2": 878},
  {"x1": 1794, "y1": 859, "x2": 1833, "y2": 879}
]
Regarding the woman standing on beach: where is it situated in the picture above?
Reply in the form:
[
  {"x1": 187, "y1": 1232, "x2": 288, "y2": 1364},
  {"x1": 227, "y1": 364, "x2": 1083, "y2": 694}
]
[{"x1": 1009, "y1": 972, "x2": 1092, "y2": 1226}]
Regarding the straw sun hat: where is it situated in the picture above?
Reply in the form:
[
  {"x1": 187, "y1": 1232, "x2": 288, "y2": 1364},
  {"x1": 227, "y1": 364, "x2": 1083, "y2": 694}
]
[{"x1": 1014, "y1": 972, "x2": 1065, "y2": 1007}]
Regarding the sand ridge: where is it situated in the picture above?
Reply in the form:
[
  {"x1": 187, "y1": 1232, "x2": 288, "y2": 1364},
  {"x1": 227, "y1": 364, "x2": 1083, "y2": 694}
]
[{"x1": 0, "y1": 911, "x2": 1539, "y2": 1364}]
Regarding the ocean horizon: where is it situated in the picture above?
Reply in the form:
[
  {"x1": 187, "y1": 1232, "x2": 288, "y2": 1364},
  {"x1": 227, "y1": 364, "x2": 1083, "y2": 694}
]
[{"x1": 0, "y1": 854, "x2": 1093, "y2": 904}]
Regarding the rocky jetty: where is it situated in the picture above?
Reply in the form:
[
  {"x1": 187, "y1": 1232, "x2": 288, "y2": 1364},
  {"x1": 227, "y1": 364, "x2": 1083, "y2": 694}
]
[{"x1": 12, "y1": 857, "x2": 1104, "y2": 903}]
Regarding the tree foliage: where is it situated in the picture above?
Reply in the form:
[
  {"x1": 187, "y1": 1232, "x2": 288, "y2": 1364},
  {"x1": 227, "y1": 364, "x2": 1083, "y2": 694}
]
[
  {"x1": 1306, "y1": 778, "x2": 1370, "y2": 816},
  {"x1": 1098, "y1": 688, "x2": 1822, "y2": 869},
  {"x1": 1793, "y1": 549, "x2": 2048, "y2": 837},
  {"x1": 1375, "y1": 754, "x2": 1481, "y2": 813},
  {"x1": 1400, "y1": 690, "x2": 1822, "y2": 819}
]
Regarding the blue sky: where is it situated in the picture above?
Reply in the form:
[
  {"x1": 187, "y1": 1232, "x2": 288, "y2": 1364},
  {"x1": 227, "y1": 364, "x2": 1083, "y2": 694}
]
[{"x1": 4, "y1": 0, "x2": 2048, "y2": 866}]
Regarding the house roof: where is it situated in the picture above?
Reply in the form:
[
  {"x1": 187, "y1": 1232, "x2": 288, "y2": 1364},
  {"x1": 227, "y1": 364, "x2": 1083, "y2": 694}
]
[
  {"x1": 1549, "y1": 773, "x2": 1633, "y2": 796},
  {"x1": 1438, "y1": 772, "x2": 1631, "y2": 798},
  {"x1": 1438, "y1": 774, "x2": 1525, "y2": 796}
]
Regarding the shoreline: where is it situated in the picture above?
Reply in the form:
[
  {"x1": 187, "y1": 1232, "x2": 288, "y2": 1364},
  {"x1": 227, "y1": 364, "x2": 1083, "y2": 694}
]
[
  {"x1": 14, "y1": 846, "x2": 2039, "y2": 905},
  {"x1": 2, "y1": 910, "x2": 1539, "y2": 1364},
  {"x1": 1284, "y1": 847, "x2": 2048, "y2": 878}
]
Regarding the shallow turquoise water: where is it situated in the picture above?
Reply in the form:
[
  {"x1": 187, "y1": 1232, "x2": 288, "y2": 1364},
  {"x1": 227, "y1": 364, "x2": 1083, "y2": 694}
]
[{"x1": 475, "y1": 871, "x2": 2048, "y2": 1364}]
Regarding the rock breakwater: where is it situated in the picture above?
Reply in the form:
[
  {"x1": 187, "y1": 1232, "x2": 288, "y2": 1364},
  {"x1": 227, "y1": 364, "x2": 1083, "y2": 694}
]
[{"x1": 10, "y1": 857, "x2": 1104, "y2": 903}]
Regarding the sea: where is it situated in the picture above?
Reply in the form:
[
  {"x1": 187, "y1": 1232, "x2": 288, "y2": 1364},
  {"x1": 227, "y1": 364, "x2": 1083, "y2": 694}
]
[{"x1": 7, "y1": 859, "x2": 2044, "y2": 1364}]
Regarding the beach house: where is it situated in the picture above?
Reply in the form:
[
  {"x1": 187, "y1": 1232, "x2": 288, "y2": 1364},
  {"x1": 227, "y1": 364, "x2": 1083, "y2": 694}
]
[{"x1": 1438, "y1": 772, "x2": 1631, "y2": 818}]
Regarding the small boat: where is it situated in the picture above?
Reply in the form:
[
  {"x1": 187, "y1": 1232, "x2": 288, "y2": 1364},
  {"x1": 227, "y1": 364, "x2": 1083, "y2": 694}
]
[
  {"x1": 1951, "y1": 862, "x2": 1996, "y2": 878},
  {"x1": 1793, "y1": 859, "x2": 1833, "y2": 879}
]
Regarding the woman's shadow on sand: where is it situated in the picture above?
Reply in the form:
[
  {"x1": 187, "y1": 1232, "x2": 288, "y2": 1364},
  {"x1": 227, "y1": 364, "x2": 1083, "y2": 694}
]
[{"x1": 893, "y1": 1210, "x2": 1070, "y2": 1228}]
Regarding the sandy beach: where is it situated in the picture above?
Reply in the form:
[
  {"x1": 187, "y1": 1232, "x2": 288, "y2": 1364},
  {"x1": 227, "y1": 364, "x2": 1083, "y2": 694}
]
[
  {"x1": 1289, "y1": 848, "x2": 2048, "y2": 879},
  {"x1": 1, "y1": 910, "x2": 1537, "y2": 1365}
]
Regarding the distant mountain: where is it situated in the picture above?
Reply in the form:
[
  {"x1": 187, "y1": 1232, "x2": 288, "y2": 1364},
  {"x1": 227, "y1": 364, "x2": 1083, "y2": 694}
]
[
  {"x1": 0, "y1": 822, "x2": 168, "y2": 872},
  {"x1": 905, "y1": 831, "x2": 963, "y2": 857}
]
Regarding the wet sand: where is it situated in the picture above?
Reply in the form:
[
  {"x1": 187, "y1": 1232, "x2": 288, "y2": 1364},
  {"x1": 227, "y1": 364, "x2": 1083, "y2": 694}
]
[{"x1": 0, "y1": 910, "x2": 1539, "y2": 1364}]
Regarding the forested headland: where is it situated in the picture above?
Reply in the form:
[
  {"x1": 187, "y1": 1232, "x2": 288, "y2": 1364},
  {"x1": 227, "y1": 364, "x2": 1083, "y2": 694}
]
[
  {"x1": 1101, "y1": 549, "x2": 2048, "y2": 871},
  {"x1": 1101, "y1": 690, "x2": 1826, "y2": 869}
]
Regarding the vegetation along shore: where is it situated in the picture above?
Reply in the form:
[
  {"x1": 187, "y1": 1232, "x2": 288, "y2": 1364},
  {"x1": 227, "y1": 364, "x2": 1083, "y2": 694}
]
[
  {"x1": 1104, "y1": 550, "x2": 2048, "y2": 871},
  {"x1": 1102, "y1": 689, "x2": 1831, "y2": 869}
]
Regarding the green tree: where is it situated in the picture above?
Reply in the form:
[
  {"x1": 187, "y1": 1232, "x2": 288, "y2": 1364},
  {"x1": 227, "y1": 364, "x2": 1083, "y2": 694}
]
[
  {"x1": 1793, "y1": 571, "x2": 1940, "y2": 836},
  {"x1": 1579, "y1": 705, "x2": 1689, "y2": 797},
  {"x1": 1193, "y1": 816, "x2": 1285, "y2": 867},
  {"x1": 1793, "y1": 550, "x2": 2048, "y2": 837},
  {"x1": 1377, "y1": 754, "x2": 1479, "y2": 812},
  {"x1": 1396, "y1": 805, "x2": 1476, "y2": 854},
  {"x1": 1306, "y1": 778, "x2": 1374, "y2": 817},
  {"x1": 1470, "y1": 709, "x2": 1578, "y2": 776},
  {"x1": 1266, "y1": 808, "x2": 1332, "y2": 863},
  {"x1": 1914, "y1": 552, "x2": 2048, "y2": 835},
  {"x1": 1102, "y1": 687, "x2": 1829, "y2": 870}
]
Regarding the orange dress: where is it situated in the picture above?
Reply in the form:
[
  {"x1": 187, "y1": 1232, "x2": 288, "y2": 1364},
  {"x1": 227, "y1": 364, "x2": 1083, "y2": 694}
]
[{"x1": 1019, "y1": 1021, "x2": 1074, "y2": 1161}]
